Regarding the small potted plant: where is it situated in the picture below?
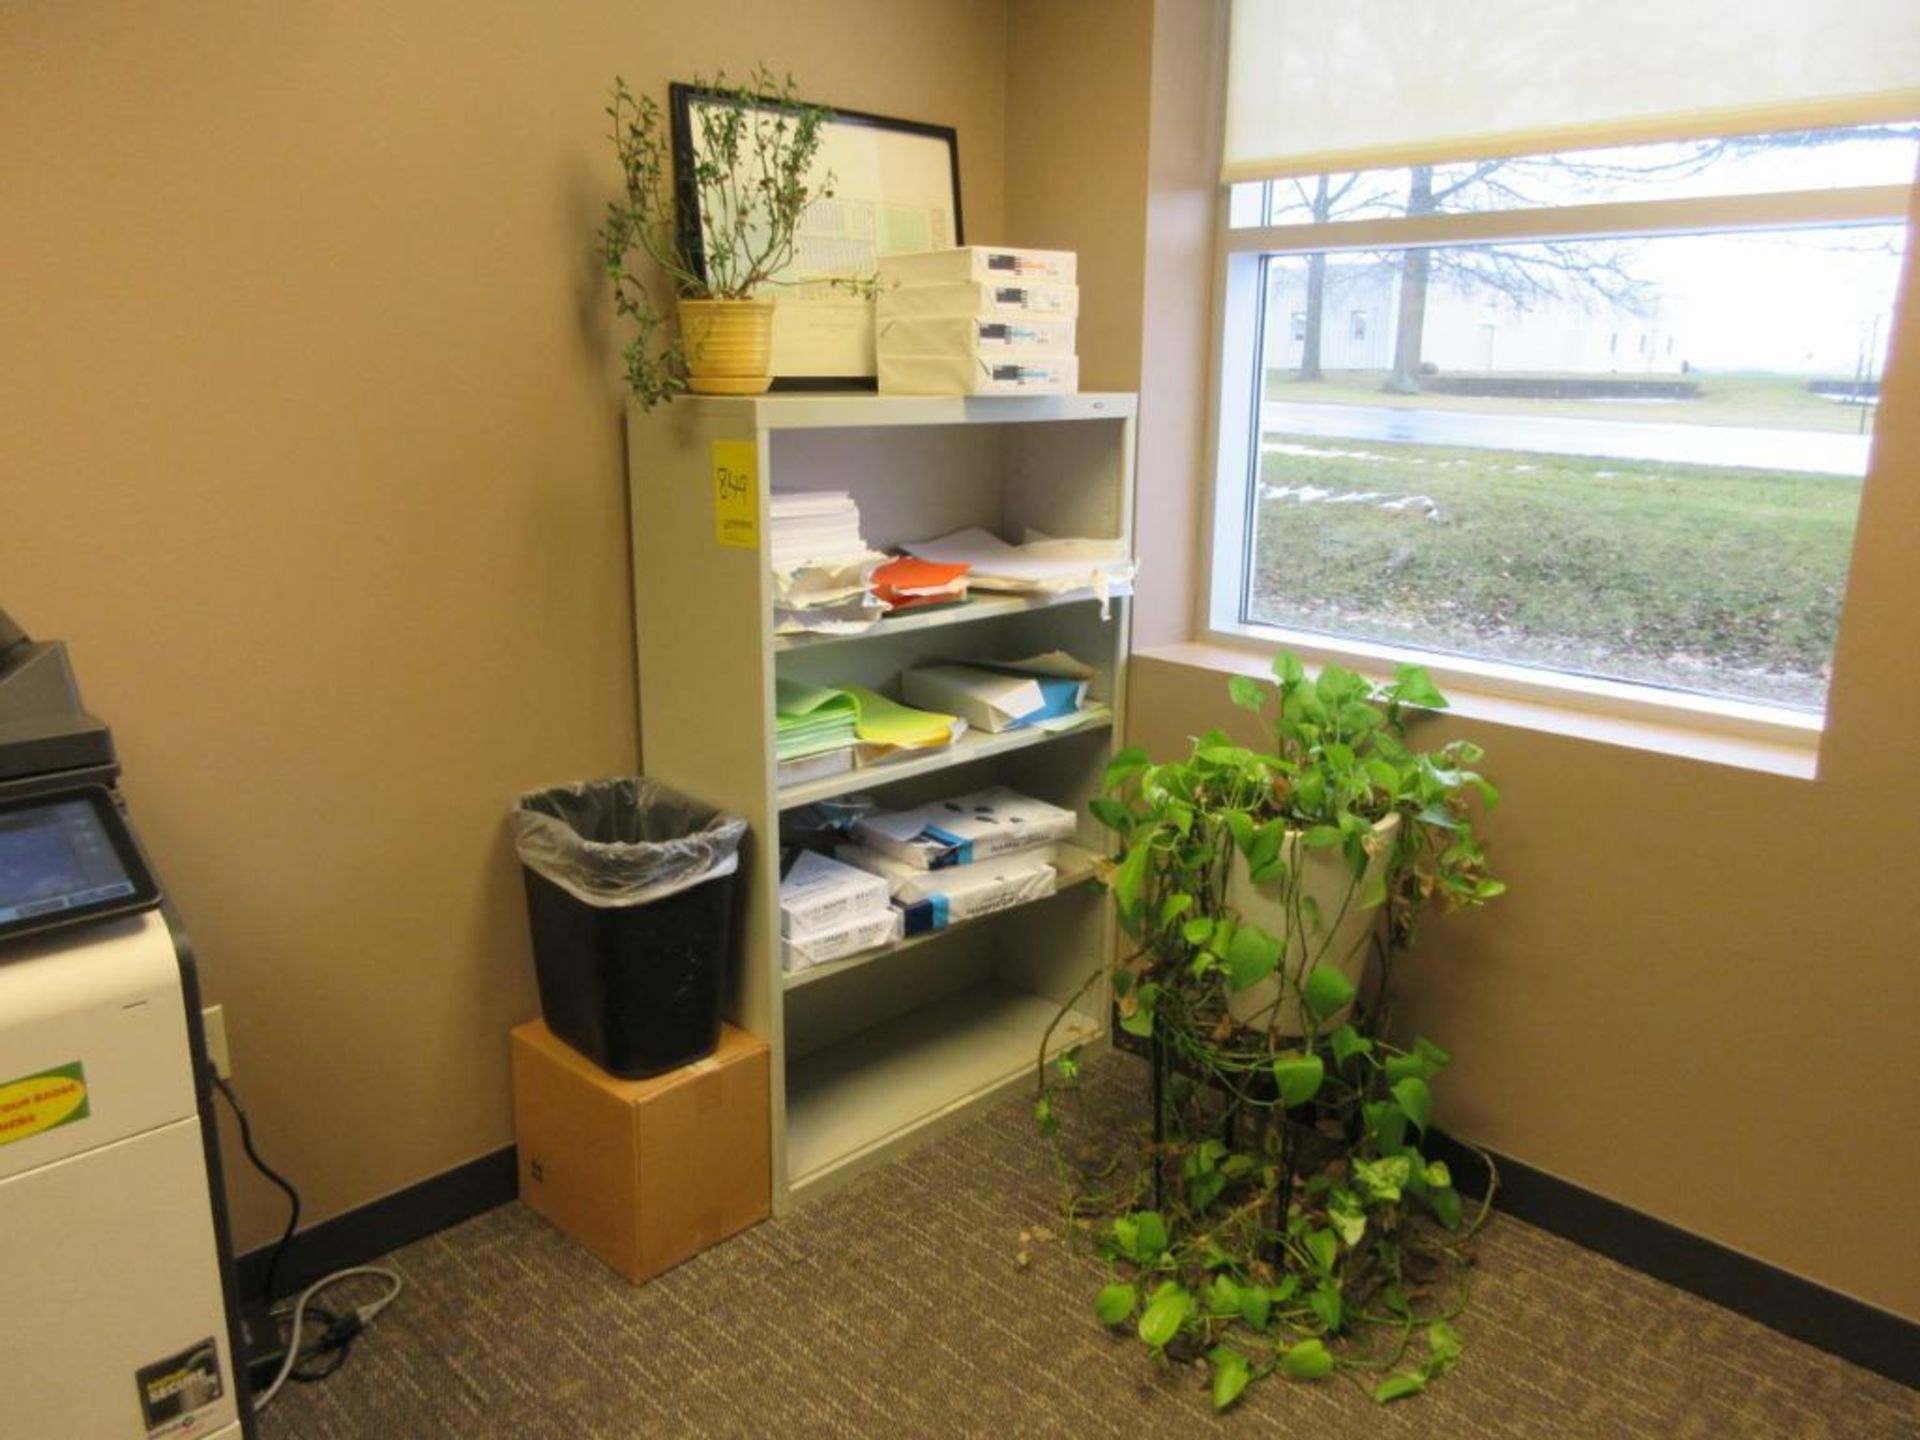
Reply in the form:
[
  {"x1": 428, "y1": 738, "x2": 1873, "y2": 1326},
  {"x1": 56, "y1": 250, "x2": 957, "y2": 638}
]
[
  {"x1": 599, "y1": 66, "x2": 830, "y2": 407},
  {"x1": 1037, "y1": 651, "x2": 1504, "y2": 1409}
]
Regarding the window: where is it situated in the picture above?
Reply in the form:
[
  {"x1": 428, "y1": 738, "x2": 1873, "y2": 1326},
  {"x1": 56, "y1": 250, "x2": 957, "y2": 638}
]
[{"x1": 1210, "y1": 123, "x2": 1916, "y2": 718}]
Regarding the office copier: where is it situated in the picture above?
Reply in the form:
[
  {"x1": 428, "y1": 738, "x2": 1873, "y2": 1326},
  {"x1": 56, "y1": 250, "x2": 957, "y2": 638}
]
[{"x1": 0, "y1": 608, "x2": 253, "y2": 1439}]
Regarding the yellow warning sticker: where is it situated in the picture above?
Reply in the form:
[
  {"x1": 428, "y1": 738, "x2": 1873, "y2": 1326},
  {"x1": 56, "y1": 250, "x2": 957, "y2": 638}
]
[
  {"x1": 0, "y1": 1061, "x2": 90, "y2": 1148},
  {"x1": 711, "y1": 440, "x2": 759, "y2": 549}
]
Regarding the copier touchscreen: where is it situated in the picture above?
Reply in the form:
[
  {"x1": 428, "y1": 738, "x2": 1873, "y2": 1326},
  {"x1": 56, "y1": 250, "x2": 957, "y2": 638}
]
[{"x1": 0, "y1": 787, "x2": 159, "y2": 942}]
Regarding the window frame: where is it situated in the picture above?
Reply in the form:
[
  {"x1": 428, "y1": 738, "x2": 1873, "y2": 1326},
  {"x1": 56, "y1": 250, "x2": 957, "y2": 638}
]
[{"x1": 1201, "y1": 153, "x2": 1914, "y2": 750}]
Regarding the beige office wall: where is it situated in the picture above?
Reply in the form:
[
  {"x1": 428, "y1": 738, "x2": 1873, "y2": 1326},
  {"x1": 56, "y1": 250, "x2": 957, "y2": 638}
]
[
  {"x1": 1120, "y1": 182, "x2": 1920, "y2": 1316},
  {"x1": 1, "y1": 0, "x2": 1007, "y2": 1251},
  {"x1": 1005, "y1": 0, "x2": 1223, "y2": 648}
]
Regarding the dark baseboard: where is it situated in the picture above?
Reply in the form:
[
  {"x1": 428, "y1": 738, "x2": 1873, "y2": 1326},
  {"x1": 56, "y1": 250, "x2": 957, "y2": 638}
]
[
  {"x1": 1430, "y1": 1131, "x2": 1918, "y2": 1390},
  {"x1": 237, "y1": 1147, "x2": 517, "y2": 1302},
  {"x1": 237, "y1": 1131, "x2": 1915, "y2": 1392}
]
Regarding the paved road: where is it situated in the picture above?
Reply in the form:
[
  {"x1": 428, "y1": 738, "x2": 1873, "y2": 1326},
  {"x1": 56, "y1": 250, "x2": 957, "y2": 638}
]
[{"x1": 1262, "y1": 401, "x2": 1872, "y2": 477}]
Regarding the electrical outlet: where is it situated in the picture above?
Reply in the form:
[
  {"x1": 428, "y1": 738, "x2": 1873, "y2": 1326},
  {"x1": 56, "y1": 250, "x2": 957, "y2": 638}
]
[{"x1": 202, "y1": 1005, "x2": 232, "y2": 1079}]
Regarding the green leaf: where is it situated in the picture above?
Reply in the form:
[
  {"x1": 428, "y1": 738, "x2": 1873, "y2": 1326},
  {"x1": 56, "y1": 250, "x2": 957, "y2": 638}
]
[
  {"x1": 1308, "y1": 1282, "x2": 1344, "y2": 1334},
  {"x1": 1329, "y1": 1024, "x2": 1373, "y2": 1066},
  {"x1": 1206, "y1": 1273, "x2": 1241, "y2": 1316},
  {"x1": 1111, "y1": 837, "x2": 1154, "y2": 916},
  {"x1": 1353, "y1": 1154, "x2": 1412, "y2": 1203},
  {"x1": 1363, "y1": 1099, "x2": 1408, "y2": 1154},
  {"x1": 1103, "y1": 745, "x2": 1150, "y2": 788},
  {"x1": 1117, "y1": 1210, "x2": 1167, "y2": 1261},
  {"x1": 1181, "y1": 915, "x2": 1214, "y2": 946},
  {"x1": 1033, "y1": 1095, "x2": 1057, "y2": 1136},
  {"x1": 1304, "y1": 1228, "x2": 1338, "y2": 1276},
  {"x1": 1095, "y1": 1282, "x2": 1137, "y2": 1327},
  {"x1": 1209, "y1": 1346, "x2": 1251, "y2": 1410},
  {"x1": 1301, "y1": 824, "x2": 1343, "y2": 849},
  {"x1": 1158, "y1": 893, "x2": 1194, "y2": 926},
  {"x1": 1225, "y1": 925, "x2": 1282, "y2": 993},
  {"x1": 1391, "y1": 1076, "x2": 1435, "y2": 1133},
  {"x1": 1224, "y1": 809, "x2": 1255, "y2": 853},
  {"x1": 1137, "y1": 1283, "x2": 1192, "y2": 1349},
  {"x1": 1423, "y1": 1159, "x2": 1453, "y2": 1189},
  {"x1": 1391, "y1": 664, "x2": 1447, "y2": 709},
  {"x1": 1426, "y1": 1319, "x2": 1464, "y2": 1373},
  {"x1": 1228, "y1": 674, "x2": 1267, "y2": 713},
  {"x1": 1272, "y1": 651, "x2": 1305, "y2": 686},
  {"x1": 1238, "y1": 1284, "x2": 1271, "y2": 1332},
  {"x1": 1430, "y1": 1184, "x2": 1464, "y2": 1230},
  {"x1": 1414, "y1": 1035, "x2": 1452, "y2": 1070},
  {"x1": 1383, "y1": 1053, "x2": 1433, "y2": 1087},
  {"x1": 1272, "y1": 1053, "x2": 1325, "y2": 1108},
  {"x1": 1327, "y1": 1188, "x2": 1367, "y2": 1246},
  {"x1": 1302, "y1": 964, "x2": 1356, "y2": 1022},
  {"x1": 1249, "y1": 819, "x2": 1285, "y2": 870},
  {"x1": 1280, "y1": 1337, "x2": 1334, "y2": 1381},
  {"x1": 1373, "y1": 1372, "x2": 1427, "y2": 1403}
]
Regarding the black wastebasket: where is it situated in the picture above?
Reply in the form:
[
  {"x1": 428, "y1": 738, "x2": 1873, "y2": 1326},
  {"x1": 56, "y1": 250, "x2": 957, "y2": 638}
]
[{"x1": 512, "y1": 779, "x2": 747, "y2": 1078}]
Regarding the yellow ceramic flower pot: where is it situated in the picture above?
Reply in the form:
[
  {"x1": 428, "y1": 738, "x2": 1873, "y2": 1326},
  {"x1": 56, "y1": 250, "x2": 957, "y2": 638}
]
[{"x1": 678, "y1": 298, "x2": 775, "y2": 396}]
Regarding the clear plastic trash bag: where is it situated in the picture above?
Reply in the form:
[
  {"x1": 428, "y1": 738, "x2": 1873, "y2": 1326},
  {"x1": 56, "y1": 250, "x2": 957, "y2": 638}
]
[{"x1": 511, "y1": 778, "x2": 746, "y2": 908}]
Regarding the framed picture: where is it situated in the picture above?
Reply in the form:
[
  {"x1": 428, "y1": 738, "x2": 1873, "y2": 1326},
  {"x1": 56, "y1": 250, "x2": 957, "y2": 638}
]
[{"x1": 671, "y1": 83, "x2": 962, "y2": 389}]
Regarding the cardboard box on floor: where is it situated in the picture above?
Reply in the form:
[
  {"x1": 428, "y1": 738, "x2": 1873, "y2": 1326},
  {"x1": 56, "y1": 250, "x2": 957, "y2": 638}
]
[{"x1": 511, "y1": 1020, "x2": 770, "y2": 1284}]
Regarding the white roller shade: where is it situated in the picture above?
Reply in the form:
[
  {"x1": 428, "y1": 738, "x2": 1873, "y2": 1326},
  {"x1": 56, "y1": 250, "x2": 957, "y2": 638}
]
[{"x1": 1225, "y1": 0, "x2": 1920, "y2": 182}]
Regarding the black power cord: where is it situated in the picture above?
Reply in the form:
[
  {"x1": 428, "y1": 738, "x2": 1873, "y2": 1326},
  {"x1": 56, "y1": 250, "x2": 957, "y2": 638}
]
[{"x1": 212, "y1": 1071, "x2": 301, "y2": 1307}]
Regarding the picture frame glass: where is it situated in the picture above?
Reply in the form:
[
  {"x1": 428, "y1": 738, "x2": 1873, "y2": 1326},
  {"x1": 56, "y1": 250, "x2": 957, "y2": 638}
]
[{"x1": 673, "y1": 86, "x2": 962, "y2": 387}]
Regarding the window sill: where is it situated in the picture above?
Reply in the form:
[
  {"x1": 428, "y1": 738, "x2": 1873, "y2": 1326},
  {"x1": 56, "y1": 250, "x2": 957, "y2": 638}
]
[{"x1": 1136, "y1": 634, "x2": 1821, "y2": 781}]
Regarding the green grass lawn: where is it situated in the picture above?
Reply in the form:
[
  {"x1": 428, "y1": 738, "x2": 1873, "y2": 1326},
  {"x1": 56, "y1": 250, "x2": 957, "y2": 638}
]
[
  {"x1": 1249, "y1": 434, "x2": 1862, "y2": 709},
  {"x1": 1264, "y1": 369, "x2": 1878, "y2": 435}
]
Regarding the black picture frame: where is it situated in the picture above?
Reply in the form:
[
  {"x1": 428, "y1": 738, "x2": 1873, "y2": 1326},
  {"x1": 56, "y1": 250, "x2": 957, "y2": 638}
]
[{"x1": 670, "y1": 83, "x2": 963, "y2": 390}]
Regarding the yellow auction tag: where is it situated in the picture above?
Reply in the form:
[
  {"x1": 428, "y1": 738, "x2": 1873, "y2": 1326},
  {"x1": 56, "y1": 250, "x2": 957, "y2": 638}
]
[
  {"x1": 711, "y1": 440, "x2": 759, "y2": 548},
  {"x1": 0, "y1": 1062, "x2": 90, "y2": 1148}
]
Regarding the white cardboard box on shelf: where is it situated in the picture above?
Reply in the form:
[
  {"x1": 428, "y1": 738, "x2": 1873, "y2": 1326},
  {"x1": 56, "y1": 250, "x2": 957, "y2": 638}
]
[
  {"x1": 878, "y1": 352, "x2": 1078, "y2": 397},
  {"x1": 779, "y1": 850, "x2": 893, "y2": 939},
  {"x1": 875, "y1": 279, "x2": 1079, "y2": 320},
  {"x1": 877, "y1": 245, "x2": 1077, "y2": 287},
  {"x1": 836, "y1": 843, "x2": 1059, "y2": 922},
  {"x1": 900, "y1": 664, "x2": 1047, "y2": 733},
  {"x1": 852, "y1": 785, "x2": 1080, "y2": 869},
  {"x1": 781, "y1": 906, "x2": 904, "y2": 972},
  {"x1": 877, "y1": 313, "x2": 1077, "y2": 357}
]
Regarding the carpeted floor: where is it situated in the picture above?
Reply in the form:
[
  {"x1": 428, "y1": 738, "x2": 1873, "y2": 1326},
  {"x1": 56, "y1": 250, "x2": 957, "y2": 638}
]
[{"x1": 258, "y1": 1057, "x2": 1917, "y2": 1440}]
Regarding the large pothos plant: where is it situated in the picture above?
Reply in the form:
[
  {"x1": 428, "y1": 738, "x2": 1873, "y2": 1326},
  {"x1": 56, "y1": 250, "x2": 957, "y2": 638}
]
[{"x1": 1036, "y1": 651, "x2": 1504, "y2": 1410}]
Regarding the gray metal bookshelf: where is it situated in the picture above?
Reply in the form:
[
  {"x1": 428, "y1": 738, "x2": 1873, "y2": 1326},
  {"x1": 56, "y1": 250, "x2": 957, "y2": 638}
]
[{"x1": 627, "y1": 392, "x2": 1135, "y2": 1211}]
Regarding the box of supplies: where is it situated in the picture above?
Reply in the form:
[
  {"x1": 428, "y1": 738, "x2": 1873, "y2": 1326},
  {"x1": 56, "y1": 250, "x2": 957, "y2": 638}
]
[
  {"x1": 878, "y1": 353, "x2": 1078, "y2": 397},
  {"x1": 877, "y1": 245, "x2": 1077, "y2": 287},
  {"x1": 875, "y1": 279, "x2": 1079, "y2": 320},
  {"x1": 877, "y1": 313, "x2": 1077, "y2": 357}
]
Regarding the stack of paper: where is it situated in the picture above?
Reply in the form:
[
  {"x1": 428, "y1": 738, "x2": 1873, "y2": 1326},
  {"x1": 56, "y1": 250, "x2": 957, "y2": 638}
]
[
  {"x1": 835, "y1": 844, "x2": 1059, "y2": 935},
  {"x1": 779, "y1": 849, "x2": 903, "y2": 973},
  {"x1": 874, "y1": 246, "x2": 1080, "y2": 396},
  {"x1": 851, "y1": 785, "x2": 1079, "y2": 871},
  {"x1": 775, "y1": 678, "x2": 859, "y2": 785},
  {"x1": 901, "y1": 652, "x2": 1096, "y2": 733},
  {"x1": 774, "y1": 678, "x2": 966, "y2": 785},
  {"x1": 872, "y1": 555, "x2": 970, "y2": 615},
  {"x1": 771, "y1": 491, "x2": 887, "y2": 636},
  {"x1": 902, "y1": 528, "x2": 1136, "y2": 618}
]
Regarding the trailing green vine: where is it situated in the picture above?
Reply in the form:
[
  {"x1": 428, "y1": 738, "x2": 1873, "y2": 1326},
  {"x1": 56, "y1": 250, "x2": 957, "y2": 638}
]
[{"x1": 1036, "y1": 651, "x2": 1504, "y2": 1409}]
